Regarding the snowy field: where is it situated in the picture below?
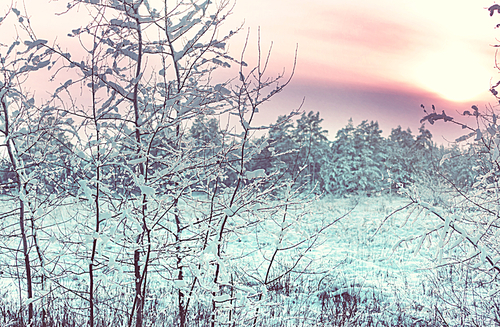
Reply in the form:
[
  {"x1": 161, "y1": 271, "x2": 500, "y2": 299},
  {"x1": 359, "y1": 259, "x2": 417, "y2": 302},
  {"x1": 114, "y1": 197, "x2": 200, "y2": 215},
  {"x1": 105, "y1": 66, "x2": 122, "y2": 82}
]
[{"x1": 0, "y1": 195, "x2": 496, "y2": 326}]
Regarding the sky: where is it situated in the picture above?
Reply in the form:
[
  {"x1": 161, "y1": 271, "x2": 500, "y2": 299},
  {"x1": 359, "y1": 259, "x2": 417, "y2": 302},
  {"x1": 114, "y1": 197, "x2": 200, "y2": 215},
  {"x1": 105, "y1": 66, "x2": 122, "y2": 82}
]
[
  {"x1": 224, "y1": 0, "x2": 500, "y2": 143},
  {"x1": 3, "y1": 0, "x2": 500, "y2": 144}
]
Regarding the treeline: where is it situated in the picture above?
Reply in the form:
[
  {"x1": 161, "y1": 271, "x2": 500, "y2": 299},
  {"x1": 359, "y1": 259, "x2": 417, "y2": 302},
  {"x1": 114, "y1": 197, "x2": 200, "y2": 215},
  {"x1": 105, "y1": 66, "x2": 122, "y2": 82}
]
[
  {"x1": 0, "y1": 110, "x2": 478, "y2": 198},
  {"x1": 163, "y1": 110, "x2": 480, "y2": 197},
  {"x1": 243, "y1": 111, "x2": 477, "y2": 197}
]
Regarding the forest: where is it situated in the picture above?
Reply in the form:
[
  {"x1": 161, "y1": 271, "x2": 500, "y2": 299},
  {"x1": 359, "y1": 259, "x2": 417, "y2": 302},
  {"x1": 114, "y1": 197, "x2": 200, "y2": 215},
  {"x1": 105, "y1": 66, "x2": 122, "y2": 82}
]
[
  {"x1": 0, "y1": 0, "x2": 499, "y2": 326},
  {"x1": 0, "y1": 111, "x2": 477, "y2": 198}
]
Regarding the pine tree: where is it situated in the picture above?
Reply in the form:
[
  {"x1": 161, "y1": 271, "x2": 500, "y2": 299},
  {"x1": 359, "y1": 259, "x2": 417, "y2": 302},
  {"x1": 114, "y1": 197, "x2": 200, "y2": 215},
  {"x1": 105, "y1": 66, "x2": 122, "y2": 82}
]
[
  {"x1": 386, "y1": 126, "x2": 416, "y2": 188},
  {"x1": 292, "y1": 111, "x2": 330, "y2": 191},
  {"x1": 325, "y1": 120, "x2": 386, "y2": 196}
]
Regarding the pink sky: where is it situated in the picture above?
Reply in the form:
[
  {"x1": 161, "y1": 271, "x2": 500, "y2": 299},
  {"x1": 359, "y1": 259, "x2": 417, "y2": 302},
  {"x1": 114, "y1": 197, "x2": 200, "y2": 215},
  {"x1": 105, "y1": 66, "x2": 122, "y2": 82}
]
[
  {"x1": 4, "y1": 0, "x2": 500, "y2": 143},
  {"x1": 226, "y1": 0, "x2": 499, "y2": 143}
]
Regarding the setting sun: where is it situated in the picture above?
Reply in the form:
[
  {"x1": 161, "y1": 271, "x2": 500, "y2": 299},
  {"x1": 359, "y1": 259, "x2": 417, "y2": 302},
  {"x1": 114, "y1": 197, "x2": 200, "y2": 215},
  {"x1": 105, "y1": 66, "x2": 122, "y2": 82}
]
[{"x1": 412, "y1": 43, "x2": 491, "y2": 102}]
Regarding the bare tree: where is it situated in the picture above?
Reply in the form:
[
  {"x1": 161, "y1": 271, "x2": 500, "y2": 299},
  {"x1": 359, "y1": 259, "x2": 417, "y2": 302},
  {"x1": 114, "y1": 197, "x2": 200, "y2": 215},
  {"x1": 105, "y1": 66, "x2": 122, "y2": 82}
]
[
  {"x1": 0, "y1": 7, "x2": 64, "y2": 325},
  {"x1": 0, "y1": 1, "x2": 342, "y2": 326}
]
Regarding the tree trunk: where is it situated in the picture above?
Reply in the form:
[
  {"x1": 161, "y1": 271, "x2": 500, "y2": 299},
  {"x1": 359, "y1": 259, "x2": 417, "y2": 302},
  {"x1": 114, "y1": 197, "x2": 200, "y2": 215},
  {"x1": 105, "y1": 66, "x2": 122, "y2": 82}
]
[
  {"x1": 3, "y1": 98, "x2": 34, "y2": 326},
  {"x1": 19, "y1": 198, "x2": 34, "y2": 326}
]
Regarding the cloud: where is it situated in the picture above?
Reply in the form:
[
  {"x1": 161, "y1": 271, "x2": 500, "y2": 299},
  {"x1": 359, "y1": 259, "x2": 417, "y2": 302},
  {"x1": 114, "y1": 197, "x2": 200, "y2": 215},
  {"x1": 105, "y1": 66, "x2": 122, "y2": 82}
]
[
  {"x1": 253, "y1": 75, "x2": 491, "y2": 145},
  {"x1": 281, "y1": 5, "x2": 441, "y2": 92},
  {"x1": 301, "y1": 6, "x2": 435, "y2": 56}
]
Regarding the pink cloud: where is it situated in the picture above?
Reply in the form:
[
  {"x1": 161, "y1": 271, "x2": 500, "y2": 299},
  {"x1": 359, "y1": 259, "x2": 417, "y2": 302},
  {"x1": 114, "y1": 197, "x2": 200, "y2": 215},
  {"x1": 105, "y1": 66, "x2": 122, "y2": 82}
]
[
  {"x1": 299, "y1": 6, "x2": 436, "y2": 55},
  {"x1": 312, "y1": 9, "x2": 429, "y2": 54},
  {"x1": 253, "y1": 74, "x2": 493, "y2": 145}
]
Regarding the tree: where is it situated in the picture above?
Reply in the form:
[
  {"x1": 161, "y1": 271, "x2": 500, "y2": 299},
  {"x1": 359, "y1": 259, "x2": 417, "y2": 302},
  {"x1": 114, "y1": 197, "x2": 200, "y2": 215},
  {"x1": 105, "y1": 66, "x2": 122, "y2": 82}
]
[
  {"x1": 50, "y1": 1, "x2": 245, "y2": 325},
  {"x1": 386, "y1": 126, "x2": 416, "y2": 188},
  {"x1": 292, "y1": 111, "x2": 330, "y2": 192},
  {"x1": 0, "y1": 1, "x2": 337, "y2": 327},
  {"x1": 385, "y1": 125, "x2": 440, "y2": 191},
  {"x1": 381, "y1": 8, "x2": 500, "y2": 324},
  {"x1": 264, "y1": 114, "x2": 299, "y2": 178},
  {"x1": 256, "y1": 111, "x2": 330, "y2": 193},
  {"x1": 0, "y1": 8, "x2": 68, "y2": 323},
  {"x1": 190, "y1": 115, "x2": 221, "y2": 146},
  {"x1": 324, "y1": 119, "x2": 386, "y2": 196}
]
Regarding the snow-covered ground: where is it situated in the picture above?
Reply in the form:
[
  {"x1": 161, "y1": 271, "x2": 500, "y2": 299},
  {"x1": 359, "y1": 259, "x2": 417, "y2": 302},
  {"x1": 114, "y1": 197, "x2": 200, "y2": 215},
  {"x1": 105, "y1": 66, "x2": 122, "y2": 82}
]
[
  {"x1": 223, "y1": 195, "x2": 497, "y2": 325},
  {"x1": 0, "y1": 195, "x2": 496, "y2": 326}
]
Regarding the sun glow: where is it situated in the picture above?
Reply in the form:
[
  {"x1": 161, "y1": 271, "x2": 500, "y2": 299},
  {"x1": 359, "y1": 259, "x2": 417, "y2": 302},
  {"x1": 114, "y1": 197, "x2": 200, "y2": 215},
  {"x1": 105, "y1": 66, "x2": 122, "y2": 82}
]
[{"x1": 413, "y1": 44, "x2": 491, "y2": 102}]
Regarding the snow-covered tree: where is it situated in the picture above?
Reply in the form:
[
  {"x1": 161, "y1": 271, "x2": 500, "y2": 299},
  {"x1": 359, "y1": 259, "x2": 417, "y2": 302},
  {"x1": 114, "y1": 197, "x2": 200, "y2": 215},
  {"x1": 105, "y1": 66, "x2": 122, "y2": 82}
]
[
  {"x1": 385, "y1": 9, "x2": 500, "y2": 322},
  {"x1": 385, "y1": 125, "x2": 440, "y2": 190},
  {"x1": 265, "y1": 114, "x2": 299, "y2": 177},
  {"x1": 0, "y1": 7, "x2": 72, "y2": 324},
  {"x1": 0, "y1": 1, "x2": 332, "y2": 326},
  {"x1": 324, "y1": 119, "x2": 386, "y2": 196},
  {"x1": 292, "y1": 111, "x2": 330, "y2": 191},
  {"x1": 386, "y1": 126, "x2": 416, "y2": 188}
]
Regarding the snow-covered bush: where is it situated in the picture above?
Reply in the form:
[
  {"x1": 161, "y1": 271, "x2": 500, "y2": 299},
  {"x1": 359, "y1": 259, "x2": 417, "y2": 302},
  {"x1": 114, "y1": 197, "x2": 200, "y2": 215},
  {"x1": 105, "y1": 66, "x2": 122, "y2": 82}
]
[
  {"x1": 381, "y1": 7, "x2": 500, "y2": 325},
  {"x1": 0, "y1": 1, "x2": 343, "y2": 327}
]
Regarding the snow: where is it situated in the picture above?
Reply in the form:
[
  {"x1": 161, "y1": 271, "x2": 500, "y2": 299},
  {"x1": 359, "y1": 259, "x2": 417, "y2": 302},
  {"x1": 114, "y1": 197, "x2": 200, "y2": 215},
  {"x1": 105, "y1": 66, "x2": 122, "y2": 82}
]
[{"x1": 0, "y1": 196, "x2": 441, "y2": 317}]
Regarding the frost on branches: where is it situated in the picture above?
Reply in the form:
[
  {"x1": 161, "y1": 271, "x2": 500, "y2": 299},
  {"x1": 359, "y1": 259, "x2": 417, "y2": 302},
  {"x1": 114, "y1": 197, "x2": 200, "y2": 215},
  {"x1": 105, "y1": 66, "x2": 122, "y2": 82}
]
[{"x1": 0, "y1": 1, "x2": 336, "y2": 327}]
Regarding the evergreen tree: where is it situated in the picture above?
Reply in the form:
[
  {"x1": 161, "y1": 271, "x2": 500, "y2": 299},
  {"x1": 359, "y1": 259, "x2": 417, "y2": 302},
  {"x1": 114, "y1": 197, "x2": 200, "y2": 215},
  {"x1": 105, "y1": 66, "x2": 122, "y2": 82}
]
[
  {"x1": 190, "y1": 115, "x2": 220, "y2": 147},
  {"x1": 413, "y1": 124, "x2": 438, "y2": 177},
  {"x1": 324, "y1": 120, "x2": 386, "y2": 196},
  {"x1": 438, "y1": 144, "x2": 478, "y2": 190},
  {"x1": 386, "y1": 126, "x2": 417, "y2": 188},
  {"x1": 292, "y1": 111, "x2": 330, "y2": 191},
  {"x1": 265, "y1": 114, "x2": 299, "y2": 178},
  {"x1": 0, "y1": 157, "x2": 16, "y2": 194}
]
